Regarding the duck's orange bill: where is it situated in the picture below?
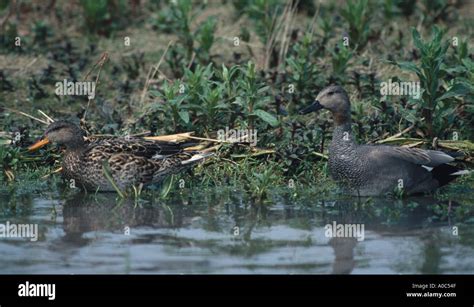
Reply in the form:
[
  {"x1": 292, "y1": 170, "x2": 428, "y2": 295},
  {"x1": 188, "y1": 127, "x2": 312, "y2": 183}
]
[{"x1": 28, "y1": 138, "x2": 50, "y2": 151}]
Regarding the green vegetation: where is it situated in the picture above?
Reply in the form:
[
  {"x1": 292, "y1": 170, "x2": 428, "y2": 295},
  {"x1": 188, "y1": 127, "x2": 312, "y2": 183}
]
[
  {"x1": 0, "y1": 0, "x2": 473, "y2": 208},
  {"x1": 340, "y1": 0, "x2": 371, "y2": 50},
  {"x1": 396, "y1": 26, "x2": 472, "y2": 138}
]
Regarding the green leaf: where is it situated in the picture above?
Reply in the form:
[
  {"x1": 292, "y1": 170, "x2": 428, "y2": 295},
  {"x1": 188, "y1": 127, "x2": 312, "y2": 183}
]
[
  {"x1": 462, "y1": 58, "x2": 474, "y2": 70},
  {"x1": 216, "y1": 102, "x2": 230, "y2": 109},
  {"x1": 442, "y1": 65, "x2": 466, "y2": 75},
  {"x1": 148, "y1": 90, "x2": 162, "y2": 97},
  {"x1": 222, "y1": 64, "x2": 229, "y2": 81},
  {"x1": 397, "y1": 61, "x2": 421, "y2": 75},
  {"x1": 252, "y1": 109, "x2": 279, "y2": 127},
  {"x1": 160, "y1": 174, "x2": 175, "y2": 199},
  {"x1": 232, "y1": 97, "x2": 245, "y2": 107},
  {"x1": 411, "y1": 28, "x2": 423, "y2": 51},
  {"x1": 437, "y1": 83, "x2": 471, "y2": 101},
  {"x1": 257, "y1": 86, "x2": 270, "y2": 94},
  {"x1": 102, "y1": 160, "x2": 125, "y2": 198},
  {"x1": 178, "y1": 110, "x2": 190, "y2": 124}
]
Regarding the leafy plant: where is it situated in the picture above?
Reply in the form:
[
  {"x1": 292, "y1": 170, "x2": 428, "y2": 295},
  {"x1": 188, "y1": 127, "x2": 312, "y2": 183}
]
[
  {"x1": 0, "y1": 22, "x2": 20, "y2": 53},
  {"x1": 0, "y1": 146, "x2": 20, "y2": 173},
  {"x1": 195, "y1": 17, "x2": 217, "y2": 60},
  {"x1": 184, "y1": 64, "x2": 227, "y2": 133},
  {"x1": 340, "y1": 0, "x2": 371, "y2": 50},
  {"x1": 383, "y1": 0, "x2": 417, "y2": 19},
  {"x1": 233, "y1": 0, "x2": 283, "y2": 45},
  {"x1": 397, "y1": 27, "x2": 471, "y2": 137},
  {"x1": 149, "y1": 80, "x2": 189, "y2": 132},
  {"x1": 246, "y1": 164, "x2": 280, "y2": 203},
  {"x1": 330, "y1": 42, "x2": 353, "y2": 83},
  {"x1": 234, "y1": 62, "x2": 278, "y2": 130},
  {"x1": 80, "y1": 0, "x2": 129, "y2": 36},
  {"x1": 32, "y1": 21, "x2": 53, "y2": 45},
  {"x1": 155, "y1": 0, "x2": 216, "y2": 66},
  {"x1": 285, "y1": 32, "x2": 322, "y2": 107},
  {"x1": 420, "y1": 0, "x2": 456, "y2": 24},
  {"x1": 396, "y1": 0, "x2": 417, "y2": 17},
  {"x1": 317, "y1": 15, "x2": 333, "y2": 47}
]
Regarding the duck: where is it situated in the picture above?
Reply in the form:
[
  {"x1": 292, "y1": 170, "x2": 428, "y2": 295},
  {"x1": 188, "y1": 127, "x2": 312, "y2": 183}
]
[
  {"x1": 299, "y1": 85, "x2": 468, "y2": 196},
  {"x1": 28, "y1": 120, "x2": 212, "y2": 192}
]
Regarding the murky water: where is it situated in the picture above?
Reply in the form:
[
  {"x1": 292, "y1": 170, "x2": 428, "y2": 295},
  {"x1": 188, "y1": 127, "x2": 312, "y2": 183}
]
[{"x1": 0, "y1": 188, "x2": 473, "y2": 274}]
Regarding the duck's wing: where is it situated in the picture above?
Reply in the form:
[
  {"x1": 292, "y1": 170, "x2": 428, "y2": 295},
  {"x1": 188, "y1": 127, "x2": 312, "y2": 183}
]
[
  {"x1": 370, "y1": 146, "x2": 454, "y2": 167},
  {"x1": 105, "y1": 151, "x2": 212, "y2": 184},
  {"x1": 85, "y1": 137, "x2": 187, "y2": 159},
  {"x1": 106, "y1": 153, "x2": 188, "y2": 183}
]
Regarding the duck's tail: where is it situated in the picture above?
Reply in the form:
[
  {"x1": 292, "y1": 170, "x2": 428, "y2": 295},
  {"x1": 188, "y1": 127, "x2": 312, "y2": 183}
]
[
  {"x1": 432, "y1": 164, "x2": 471, "y2": 187},
  {"x1": 450, "y1": 169, "x2": 471, "y2": 176}
]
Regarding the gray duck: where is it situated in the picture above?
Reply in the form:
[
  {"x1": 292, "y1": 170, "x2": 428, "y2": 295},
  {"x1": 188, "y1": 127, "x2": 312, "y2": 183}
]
[{"x1": 300, "y1": 85, "x2": 468, "y2": 196}]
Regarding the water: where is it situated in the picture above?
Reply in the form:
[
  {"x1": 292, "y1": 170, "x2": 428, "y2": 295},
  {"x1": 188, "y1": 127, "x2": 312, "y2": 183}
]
[{"x1": 0, "y1": 188, "x2": 473, "y2": 274}]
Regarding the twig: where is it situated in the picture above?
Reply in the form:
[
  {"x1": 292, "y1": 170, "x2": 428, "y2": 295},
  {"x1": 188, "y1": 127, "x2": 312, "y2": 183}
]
[
  {"x1": 312, "y1": 151, "x2": 329, "y2": 160},
  {"x1": 83, "y1": 52, "x2": 108, "y2": 81},
  {"x1": 139, "y1": 40, "x2": 174, "y2": 105},
  {"x1": 4, "y1": 107, "x2": 49, "y2": 125},
  {"x1": 13, "y1": 58, "x2": 38, "y2": 77},
  {"x1": 187, "y1": 135, "x2": 232, "y2": 143},
  {"x1": 157, "y1": 69, "x2": 172, "y2": 82},
  {"x1": 38, "y1": 110, "x2": 55, "y2": 123},
  {"x1": 144, "y1": 132, "x2": 194, "y2": 142},
  {"x1": 308, "y1": 1, "x2": 320, "y2": 39},
  {"x1": 376, "y1": 124, "x2": 415, "y2": 144},
  {"x1": 130, "y1": 130, "x2": 151, "y2": 137},
  {"x1": 403, "y1": 141, "x2": 424, "y2": 148},
  {"x1": 263, "y1": 5, "x2": 280, "y2": 69},
  {"x1": 231, "y1": 149, "x2": 276, "y2": 158},
  {"x1": 82, "y1": 52, "x2": 109, "y2": 122},
  {"x1": 41, "y1": 167, "x2": 63, "y2": 179},
  {"x1": 277, "y1": 0, "x2": 299, "y2": 70},
  {"x1": 220, "y1": 157, "x2": 238, "y2": 165},
  {"x1": 187, "y1": 51, "x2": 196, "y2": 69},
  {"x1": 200, "y1": 144, "x2": 221, "y2": 153}
]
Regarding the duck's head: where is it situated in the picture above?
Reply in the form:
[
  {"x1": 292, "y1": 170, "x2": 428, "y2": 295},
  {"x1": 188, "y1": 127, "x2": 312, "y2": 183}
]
[
  {"x1": 299, "y1": 85, "x2": 351, "y2": 124},
  {"x1": 28, "y1": 120, "x2": 85, "y2": 151}
]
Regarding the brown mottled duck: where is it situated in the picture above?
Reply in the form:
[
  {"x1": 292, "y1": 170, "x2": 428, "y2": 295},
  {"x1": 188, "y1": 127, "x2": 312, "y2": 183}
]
[{"x1": 28, "y1": 120, "x2": 212, "y2": 192}]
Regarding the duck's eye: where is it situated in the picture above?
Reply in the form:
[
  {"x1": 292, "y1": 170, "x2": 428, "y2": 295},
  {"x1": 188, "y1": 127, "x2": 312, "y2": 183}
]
[{"x1": 327, "y1": 91, "x2": 335, "y2": 96}]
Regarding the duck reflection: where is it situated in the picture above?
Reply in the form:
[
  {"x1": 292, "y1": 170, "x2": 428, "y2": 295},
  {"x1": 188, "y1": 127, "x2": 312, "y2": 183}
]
[
  {"x1": 319, "y1": 196, "x2": 458, "y2": 274},
  {"x1": 60, "y1": 192, "x2": 193, "y2": 246},
  {"x1": 54, "y1": 190, "x2": 458, "y2": 273}
]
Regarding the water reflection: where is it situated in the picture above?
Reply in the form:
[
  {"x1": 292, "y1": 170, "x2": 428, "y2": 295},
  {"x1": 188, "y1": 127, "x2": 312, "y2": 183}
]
[
  {"x1": 62, "y1": 193, "x2": 187, "y2": 241},
  {"x1": 0, "y1": 189, "x2": 473, "y2": 274}
]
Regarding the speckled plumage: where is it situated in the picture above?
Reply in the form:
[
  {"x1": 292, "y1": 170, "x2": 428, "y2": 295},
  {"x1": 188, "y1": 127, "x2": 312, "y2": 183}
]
[
  {"x1": 328, "y1": 123, "x2": 439, "y2": 195},
  {"x1": 30, "y1": 121, "x2": 211, "y2": 192},
  {"x1": 301, "y1": 85, "x2": 465, "y2": 196}
]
